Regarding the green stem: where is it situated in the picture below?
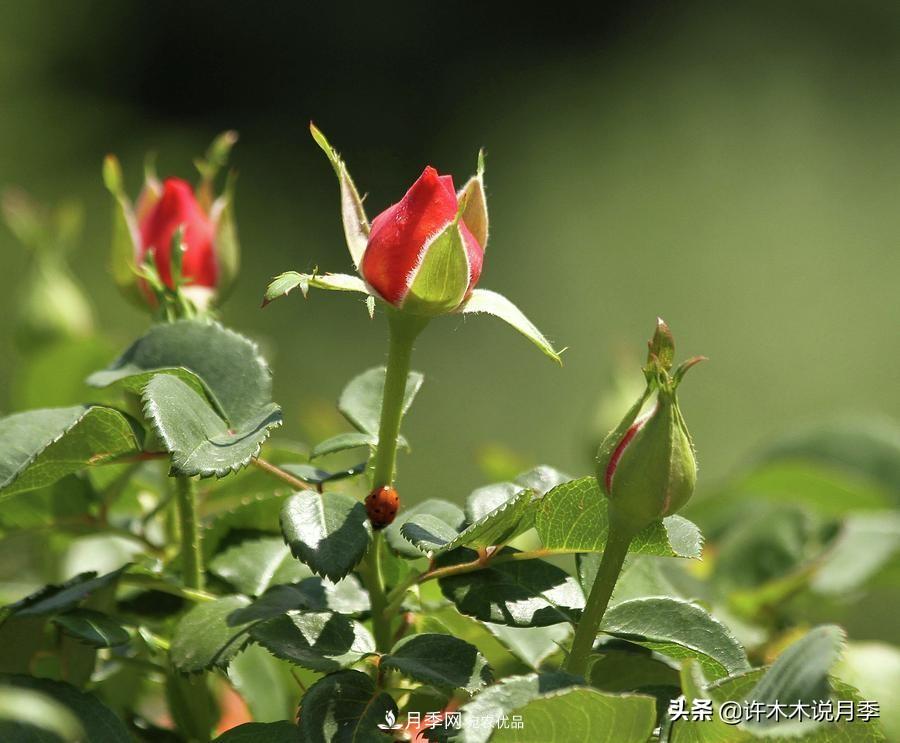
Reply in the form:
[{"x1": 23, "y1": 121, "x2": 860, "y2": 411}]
[
  {"x1": 563, "y1": 519, "x2": 635, "y2": 677},
  {"x1": 363, "y1": 311, "x2": 427, "y2": 651},
  {"x1": 120, "y1": 575, "x2": 215, "y2": 603},
  {"x1": 371, "y1": 311, "x2": 427, "y2": 489},
  {"x1": 362, "y1": 532, "x2": 393, "y2": 652},
  {"x1": 170, "y1": 476, "x2": 211, "y2": 742},
  {"x1": 174, "y1": 476, "x2": 203, "y2": 590}
]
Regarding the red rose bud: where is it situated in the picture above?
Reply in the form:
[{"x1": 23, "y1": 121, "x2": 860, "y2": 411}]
[
  {"x1": 103, "y1": 132, "x2": 240, "y2": 312},
  {"x1": 361, "y1": 165, "x2": 486, "y2": 316},
  {"x1": 596, "y1": 320, "x2": 703, "y2": 533},
  {"x1": 139, "y1": 178, "x2": 217, "y2": 290}
]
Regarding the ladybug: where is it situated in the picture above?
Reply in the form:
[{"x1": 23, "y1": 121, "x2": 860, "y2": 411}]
[{"x1": 365, "y1": 486, "x2": 400, "y2": 529}]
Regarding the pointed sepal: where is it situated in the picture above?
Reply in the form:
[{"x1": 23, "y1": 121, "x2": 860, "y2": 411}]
[
  {"x1": 210, "y1": 171, "x2": 240, "y2": 302},
  {"x1": 195, "y1": 130, "x2": 239, "y2": 212},
  {"x1": 457, "y1": 288, "x2": 563, "y2": 363},
  {"x1": 102, "y1": 155, "x2": 145, "y2": 307},
  {"x1": 457, "y1": 149, "x2": 488, "y2": 249},
  {"x1": 310, "y1": 124, "x2": 370, "y2": 269}
]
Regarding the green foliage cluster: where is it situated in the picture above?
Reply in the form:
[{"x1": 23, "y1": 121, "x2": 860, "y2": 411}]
[{"x1": 0, "y1": 310, "x2": 897, "y2": 741}]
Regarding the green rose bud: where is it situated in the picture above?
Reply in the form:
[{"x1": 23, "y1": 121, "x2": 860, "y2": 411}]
[{"x1": 596, "y1": 319, "x2": 704, "y2": 534}]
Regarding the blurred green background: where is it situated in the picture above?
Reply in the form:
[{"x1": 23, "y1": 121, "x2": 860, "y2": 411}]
[
  {"x1": 1, "y1": 4, "x2": 900, "y2": 733},
  {"x1": 1, "y1": 0, "x2": 898, "y2": 495}
]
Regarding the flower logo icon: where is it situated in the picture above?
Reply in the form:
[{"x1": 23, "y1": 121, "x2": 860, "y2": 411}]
[{"x1": 378, "y1": 709, "x2": 403, "y2": 731}]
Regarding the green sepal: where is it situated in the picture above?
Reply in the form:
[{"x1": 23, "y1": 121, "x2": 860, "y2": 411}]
[
  {"x1": 310, "y1": 123, "x2": 370, "y2": 268},
  {"x1": 457, "y1": 149, "x2": 488, "y2": 249},
  {"x1": 195, "y1": 130, "x2": 239, "y2": 211},
  {"x1": 102, "y1": 154, "x2": 145, "y2": 308},
  {"x1": 402, "y1": 218, "x2": 471, "y2": 316},
  {"x1": 211, "y1": 170, "x2": 241, "y2": 303},
  {"x1": 646, "y1": 317, "x2": 675, "y2": 371},
  {"x1": 457, "y1": 288, "x2": 562, "y2": 363}
]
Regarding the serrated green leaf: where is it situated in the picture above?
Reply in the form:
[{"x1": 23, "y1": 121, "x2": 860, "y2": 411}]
[
  {"x1": 310, "y1": 431, "x2": 377, "y2": 459},
  {"x1": 51, "y1": 609, "x2": 130, "y2": 648},
  {"x1": 281, "y1": 491, "x2": 372, "y2": 582},
  {"x1": 385, "y1": 499, "x2": 466, "y2": 558},
  {"x1": 169, "y1": 595, "x2": 253, "y2": 672},
  {"x1": 250, "y1": 610, "x2": 374, "y2": 672},
  {"x1": 751, "y1": 625, "x2": 844, "y2": 709},
  {"x1": 455, "y1": 672, "x2": 581, "y2": 743},
  {"x1": 466, "y1": 482, "x2": 522, "y2": 523},
  {"x1": 338, "y1": 366, "x2": 424, "y2": 436},
  {"x1": 0, "y1": 674, "x2": 130, "y2": 742},
  {"x1": 400, "y1": 514, "x2": 463, "y2": 555},
  {"x1": 513, "y1": 465, "x2": 572, "y2": 497},
  {"x1": 213, "y1": 721, "x2": 300, "y2": 742},
  {"x1": 710, "y1": 503, "x2": 815, "y2": 615},
  {"x1": 227, "y1": 644, "x2": 301, "y2": 724},
  {"x1": 719, "y1": 462, "x2": 893, "y2": 520},
  {"x1": 688, "y1": 662, "x2": 888, "y2": 742},
  {"x1": 600, "y1": 597, "x2": 750, "y2": 680},
  {"x1": 0, "y1": 406, "x2": 140, "y2": 499},
  {"x1": 403, "y1": 490, "x2": 536, "y2": 558},
  {"x1": 535, "y1": 476, "x2": 703, "y2": 558},
  {"x1": 484, "y1": 623, "x2": 571, "y2": 670},
  {"x1": 142, "y1": 374, "x2": 282, "y2": 478},
  {"x1": 281, "y1": 462, "x2": 367, "y2": 486},
  {"x1": 209, "y1": 536, "x2": 310, "y2": 596},
  {"x1": 298, "y1": 669, "x2": 394, "y2": 743},
  {"x1": 458, "y1": 288, "x2": 562, "y2": 363},
  {"x1": 263, "y1": 271, "x2": 372, "y2": 306},
  {"x1": 382, "y1": 634, "x2": 491, "y2": 693},
  {"x1": 438, "y1": 548, "x2": 585, "y2": 627},
  {"x1": 5, "y1": 565, "x2": 129, "y2": 618},
  {"x1": 490, "y1": 687, "x2": 656, "y2": 743},
  {"x1": 589, "y1": 643, "x2": 681, "y2": 693},
  {"x1": 88, "y1": 319, "x2": 274, "y2": 426},
  {"x1": 313, "y1": 575, "x2": 371, "y2": 615},
  {"x1": 811, "y1": 512, "x2": 900, "y2": 594},
  {"x1": 756, "y1": 418, "x2": 900, "y2": 496},
  {"x1": 228, "y1": 575, "x2": 370, "y2": 625},
  {"x1": 414, "y1": 606, "x2": 527, "y2": 679},
  {"x1": 202, "y1": 491, "x2": 290, "y2": 558}
]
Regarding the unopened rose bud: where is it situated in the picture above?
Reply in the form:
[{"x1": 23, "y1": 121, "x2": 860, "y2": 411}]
[
  {"x1": 138, "y1": 178, "x2": 217, "y2": 292},
  {"x1": 104, "y1": 132, "x2": 240, "y2": 313},
  {"x1": 597, "y1": 320, "x2": 704, "y2": 533},
  {"x1": 361, "y1": 165, "x2": 487, "y2": 316}
]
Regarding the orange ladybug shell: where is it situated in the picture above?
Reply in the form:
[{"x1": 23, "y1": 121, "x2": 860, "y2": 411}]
[{"x1": 365, "y1": 486, "x2": 400, "y2": 529}]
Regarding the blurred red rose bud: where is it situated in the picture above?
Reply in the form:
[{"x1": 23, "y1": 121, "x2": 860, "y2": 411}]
[
  {"x1": 361, "y1": 166, "x2": 485, "y2": 315},
  {"x1": 138, "y1": 178, "x2": 217, "y2": 290},
  {"x1": 104, "y1": 132, "x2": 240, "y2": 315}
]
